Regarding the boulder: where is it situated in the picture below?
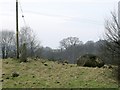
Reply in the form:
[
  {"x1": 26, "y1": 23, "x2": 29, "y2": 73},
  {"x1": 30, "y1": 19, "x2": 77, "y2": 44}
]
[{"x1": 77, "y1": 54, "x2": 104, "y2": 68}]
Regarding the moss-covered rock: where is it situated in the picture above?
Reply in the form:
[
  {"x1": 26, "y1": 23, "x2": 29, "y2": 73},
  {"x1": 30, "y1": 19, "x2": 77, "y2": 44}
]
[{"x1": 77, "y1": 54, "x2": 104, "y2": 68}]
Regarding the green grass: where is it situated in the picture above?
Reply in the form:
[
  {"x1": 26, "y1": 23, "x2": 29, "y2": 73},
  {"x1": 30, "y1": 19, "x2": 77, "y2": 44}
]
[{"x1": 1, "y1": 58, "x2": 118, "y2": 88}]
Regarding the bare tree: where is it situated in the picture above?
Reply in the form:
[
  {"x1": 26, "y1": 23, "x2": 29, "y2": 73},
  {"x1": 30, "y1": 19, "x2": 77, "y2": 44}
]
[
  {"x1": 19, "y1": 26, "x2": 40, "y2": 59},
  {"x1": 60, "y1": 37, "x2": 81, "y2": 49},
  {"x1": 105, "y1": 12, "x2": 120, "y2": 60},
  {"x1": 59, "y1": 37, "x2": 81, "y2": 63},
  {"x1": 0, "y1": 30, "x2": 15, "y2": 59},
  {"x1": 104, "y1": 11, "x2": 120, "y2": 85}
]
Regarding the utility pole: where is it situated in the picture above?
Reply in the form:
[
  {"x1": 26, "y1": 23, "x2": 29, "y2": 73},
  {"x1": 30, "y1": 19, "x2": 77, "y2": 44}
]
[
  {"x1": 118, "y1": 1, "x2": 120, "y2": 26},
  {"x1": 16, "y1": 0, "x2": 19, "y2": 59},
  {"x1": 118, "y1": 1, "x2": 120, "y2": 86}
]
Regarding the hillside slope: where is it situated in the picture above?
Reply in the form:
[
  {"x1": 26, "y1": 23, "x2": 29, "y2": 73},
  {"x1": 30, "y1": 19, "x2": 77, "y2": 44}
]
[{"x1": 1, "y1": 58, "x2": 118, "y2": 88}]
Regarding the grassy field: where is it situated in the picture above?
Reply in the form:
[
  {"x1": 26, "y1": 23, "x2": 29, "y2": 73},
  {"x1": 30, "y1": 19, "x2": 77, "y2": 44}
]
[{"x1": 1, "y1": 58, "x2": 118, "y2": 88}]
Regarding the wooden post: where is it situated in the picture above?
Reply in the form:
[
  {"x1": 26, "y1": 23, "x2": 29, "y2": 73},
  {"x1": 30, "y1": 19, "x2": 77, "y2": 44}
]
[{"x1": 16, "y1": 0, "x2": 19, "y2": 59}]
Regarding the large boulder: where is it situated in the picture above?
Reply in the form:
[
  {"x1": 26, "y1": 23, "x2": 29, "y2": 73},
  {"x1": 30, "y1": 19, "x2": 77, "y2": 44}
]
[{"x1": 77, "y1": 54, "x2": 104, "y2": 68}]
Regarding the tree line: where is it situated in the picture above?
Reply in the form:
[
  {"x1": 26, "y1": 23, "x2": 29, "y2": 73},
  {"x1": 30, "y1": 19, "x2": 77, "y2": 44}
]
[
  {"x1": 0, "y1": 12, "x2": 119, "y2": 65},
  {"x1": 0, "y1": 27, "x2": 40, "y2": 61},
  {"x1": 0, "y1": 31, "x2": 118, "y2": 65}
]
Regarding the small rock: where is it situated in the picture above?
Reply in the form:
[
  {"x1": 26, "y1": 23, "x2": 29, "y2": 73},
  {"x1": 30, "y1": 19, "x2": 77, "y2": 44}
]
[
  {"x1": 5, "y1": 62, "x2": 8, "y2": 64},
  {"x1": 64, "y1": 60, "x2": 69, "y2": 64},
  {"x1": 68, "y1": 83, "x2": 71, "y2": 85},
  {"x1": 19, "y1": 82, "x2": 22, "y2": 84},
  {"x1": 6, "y1": 77, "x2": 9, "y2": 79},
  {"x1": 38, "y1": 82, "x2": 40, "y2": 84},
  {"x1": 49, "y1": 75, "x2": 52, "y2": 77},
  {"x1": 56, "y1": 81, "x2": 60, "y2": 83},
  {"x1": 20, "y1": 62, "x2": 24, "y2": 64},
  {"x1": 11, "y1": 72, "x2": 19, "y2": 77},
  {"x1": 14, "y1": 83, "x2": 17, "y2": 86},
  {"x1": 62, "y1": 63, "x2": 65, "y2": 65},
  {"x1": 34, "y1": 58, "x2": 37, "y2": 61},
  {"x1": 103, "y1": 65, "x2": 108, "y2": 68},
  {"x1": 65, "y1": 67, "x2": 67, "y2": 69},
  {"x1": 44, "y1": 63, "x2": 48, "y2": 66},
  {"x1": 2, "y1": 73, "x2": 5, "y2": 76},
  {"x1": 41, "y1": 61, "x2": 46, "y2": 64},
  {"x1": 108, "y1": 65, "x2": 113, "y2": 69},
  {"x1": 33, "y1": 82, "x2": 36, "y2": 84},
  {"x1": 0, "y1": 80, "x2": 4, "y2": 82},
  {"x1": 70, "y1": 75, "x2": 73, "y2": 77},
  {"x1": 34, "y1": 63, "x2": 37, "y2": 65},
  {"x1": 48, "y1": 67, "x2": 51, "y2": 69}
]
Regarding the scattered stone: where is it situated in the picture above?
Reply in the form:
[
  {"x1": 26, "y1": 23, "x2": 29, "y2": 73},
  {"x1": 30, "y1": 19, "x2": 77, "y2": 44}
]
[
  {"x1": 62, "y1": 63, "x2": 65, "y2": 65},
  {"x1": 56, "y1": 81, "x2": 60, "y2": 83},
  {"x1": 70, "y1": 75, "x2": 73, "y2": 77},
  {"x1": 0, "y1": 79, "x2": 4, "y2": 82},
  {"x1": 32, "y1": 75, "x2": 35, "y2": 78},
  {"x1": 65, "y1": 67, "x2": 67, "y2": 69},
  {"x1": 34, "y1": 63, "x2": 37, "y2": 65},
  {"x1": 14, "y1": 83, "x2": 17, "y2": 86},
  {"x1": 33, "y1": 82, "x2": 36, "y2": 84},
  {"x1": 5, "y1": 62, "x2": 8, "y2": 64},
  {"x1": 41, "y1": 61, "x2": 46, "y2": 64},
  {"x1": 19, "y1": 82, "x2": 22, "y2": 84},
  {"x1": 2, "y1": 73, "x2": 5, "y2": 76},
  {"x1": 44, "y1": 63, "x2": 48, "y2": 66},
  {"x1": 108, "y1": 65, "x2": 113, "y2": 69},
  {"x1": 34, "y1": 58, "x2": 37, "y2": 61},
  {"x1": 11, "y1": 72, "x2": 19, "y2": 77},
  {"x1": 103, "y1": 65, "x2": 108, "y2": 68},
  {"x1": 59, "y1": 83, "x2": 62, "y2": 85},
  {"x1": 20, "y1": 62, "x2": 24, "y2": 64},
  {"x1": 103, "y1": 65, "x2": 113, "y2": 69},
  {"x1": 49, "y1": 75, "x2": 52, "y2": 77},
  {"x1": 48, "y1": 67, "x2": 51, "y2": 69},
  {"x1": 6, "y1": 77, "x2": 9, "y2": 79},
  {"x1": 64, "y1": 60, "x2": 69, "y2": 64}
]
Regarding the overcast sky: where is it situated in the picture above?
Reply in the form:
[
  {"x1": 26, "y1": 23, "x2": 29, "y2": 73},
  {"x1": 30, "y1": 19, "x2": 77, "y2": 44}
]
[{"x1": 0, "y1": 0, "x2": 119, "y2": 49}]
